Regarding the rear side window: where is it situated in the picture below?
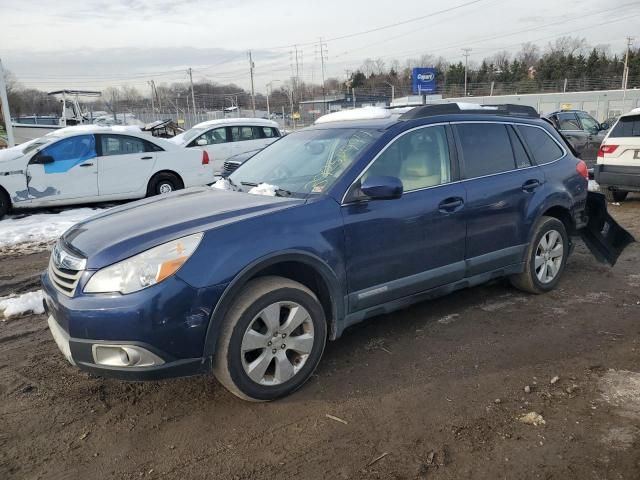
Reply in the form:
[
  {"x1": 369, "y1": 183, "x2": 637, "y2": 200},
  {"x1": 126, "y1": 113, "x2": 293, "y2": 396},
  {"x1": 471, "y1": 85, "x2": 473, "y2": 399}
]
[
  {"x1": 261, "y1": 127, "x2": 280, "y2": 138},
  {"x1": 609, "y1": 115, "x2": 640, "y2": 138},
  {"x1": 508, "y1": 127, "x2": 532, "y2": 168},
  {"x1": 100, "y1": 135, "x2": 159, "y2": 156},
  {"x1": 455, "y1": 123, "x2": 516, "y2": 178},
  {"x1": 231, "y1": 126, "x2": 262, "y2": 141},
  {"x1": 517, "y1": 126, "x2": 564, "y2": 164}
]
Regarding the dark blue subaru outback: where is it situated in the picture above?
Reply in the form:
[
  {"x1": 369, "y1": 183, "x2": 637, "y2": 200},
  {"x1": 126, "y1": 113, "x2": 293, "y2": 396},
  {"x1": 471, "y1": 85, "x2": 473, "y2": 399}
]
[{"x1": 42, "y1": 104, "x2": 632, "y2": 401}]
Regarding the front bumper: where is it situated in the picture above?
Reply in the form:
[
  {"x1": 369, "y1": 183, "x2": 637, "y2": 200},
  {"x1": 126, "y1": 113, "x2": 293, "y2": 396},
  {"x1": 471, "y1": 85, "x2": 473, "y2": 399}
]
[
  {"x1": 42, "y1": 270, "x2": 226, "y2": 381},
  {"x1": 594, "y1": 164, "x2": 640, "y2": 192}
]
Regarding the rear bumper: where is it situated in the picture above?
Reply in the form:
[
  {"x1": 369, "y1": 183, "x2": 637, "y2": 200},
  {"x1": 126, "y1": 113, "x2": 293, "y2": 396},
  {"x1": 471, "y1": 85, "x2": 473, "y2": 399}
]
[{"x1": 594, "y1": 164, "x2": 640, "y2": 191}]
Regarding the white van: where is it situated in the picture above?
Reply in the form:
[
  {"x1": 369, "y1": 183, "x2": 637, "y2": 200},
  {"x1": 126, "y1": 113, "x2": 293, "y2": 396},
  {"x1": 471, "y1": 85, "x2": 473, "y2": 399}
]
[
  {"x1": 594, "y1": 108, "x2": 640, "y2": 202},
  {"x1": 0, "y1": 126, "x2": 215, "y2": 217},
  {"x1": 170, "y1": 118, "x2": 281, "y2": 174}
]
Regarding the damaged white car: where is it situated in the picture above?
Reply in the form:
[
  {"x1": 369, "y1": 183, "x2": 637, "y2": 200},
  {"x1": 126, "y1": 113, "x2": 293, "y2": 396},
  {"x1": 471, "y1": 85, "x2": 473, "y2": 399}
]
[{"x1": 0, "y1": 126, "x2": 215, "y2": 218}]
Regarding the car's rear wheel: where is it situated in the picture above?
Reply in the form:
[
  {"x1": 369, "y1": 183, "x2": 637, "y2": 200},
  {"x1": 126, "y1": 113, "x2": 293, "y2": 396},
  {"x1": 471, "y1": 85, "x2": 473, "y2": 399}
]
[
  {"x1": 0, "y1": 188, "x2": 11, "y2": 219},
  {"x1": 510, "y1": 216, "x2": 568, "y2": 294},
  {"x1": 147, "y1": 172, "x2": 183, "y2": 196},
  {"x1": 213, "y1": 276, "x2": 327, "y2": 401},
  {"x1": 603, "y1": 188, "x2": 628, "y2": 203}
]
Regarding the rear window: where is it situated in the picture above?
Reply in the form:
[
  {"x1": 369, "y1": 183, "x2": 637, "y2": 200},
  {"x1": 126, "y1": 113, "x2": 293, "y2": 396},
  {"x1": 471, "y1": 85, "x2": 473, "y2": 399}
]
[
  {"x1": 609, "y1": 115, "x2": 640, "y2": 138},
  {"x1": 455, "y1": 123, "x2": 516, "y2": 178},
  {"x1": 517, "y1": 126, "x2": 564, "y2": 164}
]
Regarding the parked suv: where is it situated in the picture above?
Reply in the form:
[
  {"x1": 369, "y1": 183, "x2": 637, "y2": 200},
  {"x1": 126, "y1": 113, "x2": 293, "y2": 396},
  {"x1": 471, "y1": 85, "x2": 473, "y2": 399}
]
[
  {"x1": 170, "y1": 118, "x2": 281, "y2": 175},
  {"x1": 594, "y1": 108, "x2": 640, "y2": 202},
  {"x1": 544, "y1": 110, "x2": 609, "y2": 167},
  {"x1": 43, "y1": 104, "x2": 630, "y2": 401}
]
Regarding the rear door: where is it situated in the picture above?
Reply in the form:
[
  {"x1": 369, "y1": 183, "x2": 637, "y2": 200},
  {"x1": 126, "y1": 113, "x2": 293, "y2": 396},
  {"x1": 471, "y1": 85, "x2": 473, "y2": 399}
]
[
  {"x1": 26, "y1": 134, "x2": 99, "y2": 203},
  {"x1": 454, "y1": 122, "x2": 545, "y2": 276},
  {"x1": 96, "y1": 134, "x2": 158, "y2": 195}
]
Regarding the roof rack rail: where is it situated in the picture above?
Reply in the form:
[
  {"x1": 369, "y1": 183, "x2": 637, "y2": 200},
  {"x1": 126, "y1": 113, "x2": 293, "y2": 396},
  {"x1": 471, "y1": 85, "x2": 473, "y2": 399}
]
[{"x1": 398, "y1": 103, "x2": 539, "y2": 120}]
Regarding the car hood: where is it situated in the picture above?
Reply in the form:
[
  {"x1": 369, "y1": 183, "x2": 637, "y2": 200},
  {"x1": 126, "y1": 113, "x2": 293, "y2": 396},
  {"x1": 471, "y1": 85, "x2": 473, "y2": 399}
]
[
  {"x1": 0, "y1": 145, "x2": 26, "y2": 164},
  {"x1": 62, "y1": 187, "x2": 304, "y2": 269}
]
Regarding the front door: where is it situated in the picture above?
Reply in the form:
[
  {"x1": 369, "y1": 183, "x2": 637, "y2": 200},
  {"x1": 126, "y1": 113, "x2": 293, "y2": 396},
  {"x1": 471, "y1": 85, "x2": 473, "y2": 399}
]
[
  {"x1": 26, "y1": 134, "x2": 98, "y2": 203},
  {"x1": 576, "y1": 111, "x2": 606, "y2": 164},
  {"x1": 191, "y1": 127, "x2": 232, "y2": 174},
  {"x1": 97, "y1": 134, "x2": 157, "y2": 195},
  {"x1": 453, "y1": 122, "x2": 545, "y2": 275},
  {"x1": 341, "y1": 124, "x2": 467, "y2": 312},
  {"x1": 554, "y1": 112, "x2": 590, "y2": 160}
]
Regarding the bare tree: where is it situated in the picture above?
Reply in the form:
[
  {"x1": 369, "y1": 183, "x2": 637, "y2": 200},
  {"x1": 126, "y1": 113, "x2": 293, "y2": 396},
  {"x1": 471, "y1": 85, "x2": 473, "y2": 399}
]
[
  {"x1": 547, "y1": 36, "x2": 588, "y2": 56},
  {"x1": 517, "y1": 42, "x2": 540, "y2": 67}
]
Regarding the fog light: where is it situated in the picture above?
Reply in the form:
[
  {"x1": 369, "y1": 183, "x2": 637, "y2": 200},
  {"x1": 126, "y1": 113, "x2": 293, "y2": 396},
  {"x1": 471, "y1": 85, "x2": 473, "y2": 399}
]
[{"x1": 92, "y1": 345, "x2": 165, "y2": 367}]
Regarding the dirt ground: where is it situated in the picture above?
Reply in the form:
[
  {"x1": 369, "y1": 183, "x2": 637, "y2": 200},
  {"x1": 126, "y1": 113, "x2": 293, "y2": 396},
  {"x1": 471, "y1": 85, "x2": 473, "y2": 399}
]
[{"x1": 1, "y1": 198, "x2": 640, "y2": 480}]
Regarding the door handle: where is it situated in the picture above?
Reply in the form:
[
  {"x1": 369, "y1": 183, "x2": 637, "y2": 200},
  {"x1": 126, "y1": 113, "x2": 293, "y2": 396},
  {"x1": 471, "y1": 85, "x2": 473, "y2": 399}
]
[
  {"x1": 79, "y1": 163, "x2": 94, "y2": 167},
  {"x1": 141, "y1": 156, "x2": 153, "y2": 160},
  {"x1": 438, "y1": 197, "x2": 464, "y2": 213},
  {"x1": 522, "y1": 179, "x2": 541, "y2": 192}
]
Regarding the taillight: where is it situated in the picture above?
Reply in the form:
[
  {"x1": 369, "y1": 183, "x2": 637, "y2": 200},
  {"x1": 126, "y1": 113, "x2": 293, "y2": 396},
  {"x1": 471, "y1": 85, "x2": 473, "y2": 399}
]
[
  {"x1": 597, "y1": 144, "x2": 618, "y2": 158},
  {"x1": 576, "y1": 160, "x2": 588, "y2": 179},
  {"x1": 202, "y1": 151, "x2": 210, "y2": 165}
]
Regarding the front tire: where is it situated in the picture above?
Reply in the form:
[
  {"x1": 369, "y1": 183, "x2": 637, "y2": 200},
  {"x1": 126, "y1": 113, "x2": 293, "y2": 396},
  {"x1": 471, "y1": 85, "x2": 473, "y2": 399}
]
[
  {"x1": 510, "y1": 216, "x2": 568, "y2": 294},
  {"x1": 603, "y1": 188, "x2": 628, "y2": 203},
  {"x1": 213, "y1": 276, "x2": 327, "y2": 401}
]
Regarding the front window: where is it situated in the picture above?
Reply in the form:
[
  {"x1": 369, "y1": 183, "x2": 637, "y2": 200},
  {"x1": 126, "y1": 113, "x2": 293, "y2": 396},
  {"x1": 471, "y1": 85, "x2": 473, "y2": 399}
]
[
  {"x1": 229, "y1": 128, "x2": 381, "y2": 196},
  {"x1": 181, "y1": 127, "x2": 208, "y2": 144},
  {"x1": 577, "y1": 112, "x2": 599, "y2": 132}
]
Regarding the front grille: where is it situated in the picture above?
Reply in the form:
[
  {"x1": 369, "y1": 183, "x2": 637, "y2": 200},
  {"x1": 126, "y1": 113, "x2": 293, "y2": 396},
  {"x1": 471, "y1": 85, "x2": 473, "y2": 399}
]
[
  {"x1": 223, "y1": 161, "x2": 240, "y2": 175},
  {"x1": 48, "y1": 259, "x2": 82, "y2": 297},
  {"x1": 48, "y1": 242, "x2": 85, "y2": 297}
]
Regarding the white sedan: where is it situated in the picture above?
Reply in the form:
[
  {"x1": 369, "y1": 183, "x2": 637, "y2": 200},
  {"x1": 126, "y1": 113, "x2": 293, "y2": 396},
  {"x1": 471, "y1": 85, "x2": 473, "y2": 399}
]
[{"x1": 0, "y1": 126, "x2": 215, "y2": 218}]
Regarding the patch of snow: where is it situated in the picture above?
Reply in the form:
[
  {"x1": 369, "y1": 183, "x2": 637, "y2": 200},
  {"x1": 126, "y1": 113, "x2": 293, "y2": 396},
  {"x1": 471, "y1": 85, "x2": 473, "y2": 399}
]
[
  {"x1": 315, "y1": 107, "x2": 392, "y2": 124},
  {"x1": 248, "y1": 183, "x2": 278, "y2": 196},
  {"x1": 588, "y1": 180, "x2": 600, "y2": 192},
  {"x1": 0, "y1": 290, "x2": 44, "y2": 319},
  {"x1": 212, "y1": 178, "x2": 231, "y2": 190},
  {"x1": 0, "y1": 208, "x2": 103, "y2": 253},
  {"x1": 456, "y1": 102, "x2": 499, "y2": 111},
  {"x1": 438, "y1": 313, "x2": 459, "y2": 325},
  {"x1": 599, "y1": 369, "x2": 640, "y2": 419}
]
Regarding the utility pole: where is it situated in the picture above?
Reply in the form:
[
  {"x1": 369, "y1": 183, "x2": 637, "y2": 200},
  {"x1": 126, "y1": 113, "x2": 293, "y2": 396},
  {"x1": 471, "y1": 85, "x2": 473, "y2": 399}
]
[
  {"x1": 188, "y1": 68, "x2": 196, "y2": 125},
  {"x1": 622, "y1": 36, "x2": 634, "y2": 102},
  {"x1": 318, "y1": 38, "x2": 328, "y2": 114},
  {"x1": 0, "y1": 58, "x2": 15, "y2": 147},
  {"x1": 462, "y1": 48, "x2": 472, "y2": 97},
  {"x1": 148, "y1": 80, "x2": 155, "y2": 118},
  {"x1": 248, "y1": 51, "x2": 256, "y2": 117}
]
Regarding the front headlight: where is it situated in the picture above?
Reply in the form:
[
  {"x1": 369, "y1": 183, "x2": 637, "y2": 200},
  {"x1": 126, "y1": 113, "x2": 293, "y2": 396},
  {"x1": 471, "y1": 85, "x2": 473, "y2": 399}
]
[{"x1": 84, "y1": 233, "x2": 203, "y2": 294}]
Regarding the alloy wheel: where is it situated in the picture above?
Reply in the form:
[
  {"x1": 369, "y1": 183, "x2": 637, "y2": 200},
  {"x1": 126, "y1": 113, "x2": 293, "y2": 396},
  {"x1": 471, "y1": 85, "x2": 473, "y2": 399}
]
[
  {"x1": 240, "y1": 302, "x2": 315, "y2": 385},
  {"x1": 535, "y1": 229, "x2": 564, "y2": 284}
]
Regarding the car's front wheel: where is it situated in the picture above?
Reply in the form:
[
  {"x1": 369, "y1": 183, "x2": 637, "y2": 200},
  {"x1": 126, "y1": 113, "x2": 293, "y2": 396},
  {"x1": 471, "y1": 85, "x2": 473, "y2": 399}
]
[
  {"x1": 510, "y1": 216, "x2": 569, "y2": 294},
  {"x1": 213, "y1": 276, "x2": 327, "y2": 401},
  {"x1": 0, "y1": 188, "x2": 10, "y2": 219}
]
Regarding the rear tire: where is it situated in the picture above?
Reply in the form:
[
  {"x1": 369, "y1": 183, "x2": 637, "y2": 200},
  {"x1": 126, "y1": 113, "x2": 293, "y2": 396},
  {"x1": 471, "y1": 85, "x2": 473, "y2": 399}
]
[
  {"x1": 0, "y1": 188, "x2": 11, "y2": 219},
  {"x1": 603, "y1": 189, "x2": 628, "y2": 203},
  {"x1": 510, "y1": 216, "x2": 568, "y2": 294},
  {"x1": 213, "y1": 276, "x2": 327, "y2": 401},
  {"x1": 147, "y1": 172, "x2": 183, "y2": 196}
]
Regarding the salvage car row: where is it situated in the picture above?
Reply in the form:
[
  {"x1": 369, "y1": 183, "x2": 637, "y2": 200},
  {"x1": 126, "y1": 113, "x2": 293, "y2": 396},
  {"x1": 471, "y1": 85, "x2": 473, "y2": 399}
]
[{"x1": 0, "y1": 118, "x2": 281, "y2": 217}]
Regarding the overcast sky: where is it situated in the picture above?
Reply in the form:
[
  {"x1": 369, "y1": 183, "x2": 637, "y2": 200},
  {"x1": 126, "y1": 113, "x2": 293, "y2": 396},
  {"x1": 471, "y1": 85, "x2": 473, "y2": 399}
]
[{"x1": 0, "y1": 0, "x2": 638, "y2": 93}]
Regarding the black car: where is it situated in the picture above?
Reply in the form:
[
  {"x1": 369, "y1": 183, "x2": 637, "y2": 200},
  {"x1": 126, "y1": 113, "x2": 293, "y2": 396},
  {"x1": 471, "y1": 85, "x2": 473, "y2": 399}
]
[
  {"x1": 544, "y1": 110, "x2": 610, "y2": 167},
  {"x1": 221, "y1": 149, "x2": 262, "y2": 177}
]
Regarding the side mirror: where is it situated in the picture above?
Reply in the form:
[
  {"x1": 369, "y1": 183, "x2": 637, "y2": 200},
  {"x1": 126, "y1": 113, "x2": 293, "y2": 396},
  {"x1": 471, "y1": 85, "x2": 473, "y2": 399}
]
[
  {"x1": 360, "y1": 175, "x2": 403, "y2": 200},
  {"x1": 599, "y1": 122, "x2": 610, "y2": 131},
  {"x1": 196, "y1": 138, "x2": 207, "y2": 146},
  {"x1": 32, "y1": 154, "x2": 54, "y2": 165}
]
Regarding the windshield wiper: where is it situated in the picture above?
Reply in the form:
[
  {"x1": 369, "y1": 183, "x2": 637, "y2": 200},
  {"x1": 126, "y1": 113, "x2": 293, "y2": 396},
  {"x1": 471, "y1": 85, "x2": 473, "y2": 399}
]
[{"x1": 240, "y1": 181, "x2": 258, "y2": 187}]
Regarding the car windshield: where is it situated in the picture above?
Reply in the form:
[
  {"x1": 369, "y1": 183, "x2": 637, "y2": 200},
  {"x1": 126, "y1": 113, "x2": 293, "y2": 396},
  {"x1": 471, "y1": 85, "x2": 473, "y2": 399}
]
[
  {"x1": 21, "y1": 137, "x2": 55, "y2": 155},
  {"x1": 181, "y1": 127, "x2": 208, "y2": 144},
  {"x1": 228, "y1": 128, "x2": 381, "y2": 197}
]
